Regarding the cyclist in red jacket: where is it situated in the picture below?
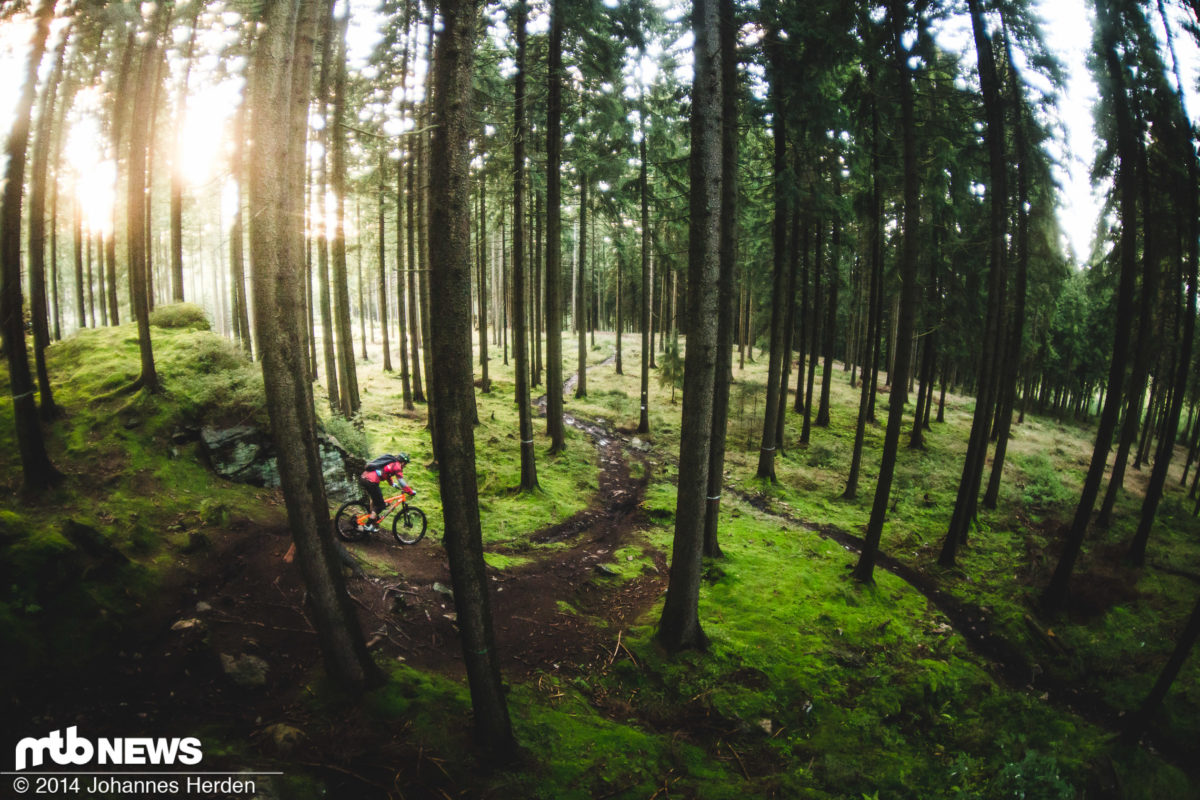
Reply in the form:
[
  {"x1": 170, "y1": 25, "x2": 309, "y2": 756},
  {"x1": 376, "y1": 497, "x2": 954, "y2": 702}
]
[{"x1": 361, "y1": 453, "x2": 415, "y2": 529}]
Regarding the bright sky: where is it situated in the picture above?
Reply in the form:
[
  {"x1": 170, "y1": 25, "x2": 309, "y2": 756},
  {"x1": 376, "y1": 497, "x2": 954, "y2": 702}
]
[
  {"x1": 1037, "y1": 0, "x2": 1104, "y2": 263},
  {"x1": 2, "y1": 1, "x2": 1198, "y2": 266}
]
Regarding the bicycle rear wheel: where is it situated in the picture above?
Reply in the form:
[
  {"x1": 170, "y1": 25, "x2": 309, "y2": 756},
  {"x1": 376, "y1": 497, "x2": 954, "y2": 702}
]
[
  {"x1": 392, "y1": 506, "x2": 427, "y2": 545},
  {"x1": 334, "y1": 499, "x2": 372, "y2": 542}
]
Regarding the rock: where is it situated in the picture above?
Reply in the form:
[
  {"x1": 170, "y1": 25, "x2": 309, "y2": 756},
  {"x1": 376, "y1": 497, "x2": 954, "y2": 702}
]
[
  {"x1": 260, "y1": 723, "x2": 304, "y2": 756},
  {"x1": 757, "y1": 718, "x2": 773, "y2": 735},
  {"x1": 171, "y1": 618, "x2": 205, "y2": 632},
  {"x1": 432, "y1": 581, "x2": 454, "y2": 598},
  {"x1": 220, "y1": 653, "x2": 269, "y2": 688},
  {"x1": 595, "y1": 563, "x2": 620, "y2": 577},
  {"x1": 201, "y1": 426, "x2": 274, "y2": 485},
  {"x1": 195, "y1": 601, "x2": 213, "y2": 613},
  {"x1": 629, "y1": 437, "x2": 652, "y2": 452},
  {"x1": 198, "y1": 425, "x2": 364, "y2": 502}
]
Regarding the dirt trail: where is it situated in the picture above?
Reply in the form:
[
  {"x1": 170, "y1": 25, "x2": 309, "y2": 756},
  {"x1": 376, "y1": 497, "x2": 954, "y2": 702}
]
[{"x1": 340, "y1": 351, "x2": 664, "y2": 679}]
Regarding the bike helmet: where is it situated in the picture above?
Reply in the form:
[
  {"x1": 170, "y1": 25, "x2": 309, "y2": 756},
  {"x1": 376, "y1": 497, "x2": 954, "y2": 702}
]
[{"x1": 397, "y1": 452, "x2": 410, "y2": 463}]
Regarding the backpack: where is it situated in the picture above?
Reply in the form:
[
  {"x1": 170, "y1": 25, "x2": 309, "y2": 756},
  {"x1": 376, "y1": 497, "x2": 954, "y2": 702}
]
[{"x1": 366, "y1": 454, "x2": 406, "y2": 472}]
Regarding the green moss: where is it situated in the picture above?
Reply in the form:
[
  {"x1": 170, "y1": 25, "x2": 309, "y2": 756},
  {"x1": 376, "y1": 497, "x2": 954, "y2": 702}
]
[{"x1": 149, "y1": 302, "x2": 211, "y2": 330}]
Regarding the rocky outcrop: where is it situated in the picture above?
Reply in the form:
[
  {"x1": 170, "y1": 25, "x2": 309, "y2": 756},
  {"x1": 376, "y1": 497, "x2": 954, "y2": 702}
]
[{"x1": 198, "y1": 425, "x2": 363, "y2": 502}]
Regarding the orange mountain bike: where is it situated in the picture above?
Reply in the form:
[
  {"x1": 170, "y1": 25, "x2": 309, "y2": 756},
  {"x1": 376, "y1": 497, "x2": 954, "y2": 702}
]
[{"x1": 334, "y1": 489, "x2": 428, "y2": 545}]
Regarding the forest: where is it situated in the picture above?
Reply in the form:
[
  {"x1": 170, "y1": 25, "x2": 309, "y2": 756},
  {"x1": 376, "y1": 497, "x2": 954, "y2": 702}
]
[{"x1": 2, "y1": 0, "x2": 1200, "y2": 796}]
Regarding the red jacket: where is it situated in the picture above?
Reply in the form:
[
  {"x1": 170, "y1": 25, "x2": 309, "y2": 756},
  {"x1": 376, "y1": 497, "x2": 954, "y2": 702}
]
[{"x1": 362, "y1": 459, "x2": 405, "y2": 484}]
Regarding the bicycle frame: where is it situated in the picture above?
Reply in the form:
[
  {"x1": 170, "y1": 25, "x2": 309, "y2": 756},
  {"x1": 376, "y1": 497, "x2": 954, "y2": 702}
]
[{"x1": 354, "y1": 489, "x2": 411, "y2": 527}]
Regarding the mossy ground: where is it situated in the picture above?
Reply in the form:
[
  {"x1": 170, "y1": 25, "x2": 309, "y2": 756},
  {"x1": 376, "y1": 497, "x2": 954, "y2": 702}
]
[{"x1": 2, "y1": 315, "x2": 1198, "y2": 798}]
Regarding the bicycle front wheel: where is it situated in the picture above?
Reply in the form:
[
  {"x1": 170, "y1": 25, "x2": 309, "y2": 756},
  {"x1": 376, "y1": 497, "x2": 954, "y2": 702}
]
[
  {"x1": 334, "y1": 499, "x2": 372, "y2": 542},
  {"x1": 392, "y1": 506, "x2": 428, "y2": 545}
]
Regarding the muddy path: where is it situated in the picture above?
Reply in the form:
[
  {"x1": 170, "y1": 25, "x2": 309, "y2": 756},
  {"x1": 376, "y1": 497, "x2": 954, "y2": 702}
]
[{"x1": 339, "y1": 352, "x2": 665, "y2": 680}]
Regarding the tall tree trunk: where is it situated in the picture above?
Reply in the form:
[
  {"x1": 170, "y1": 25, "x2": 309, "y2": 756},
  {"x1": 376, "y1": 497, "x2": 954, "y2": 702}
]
[
  {"x1": 247, "y1": 0, "x2": 379, "y2": 693},
  {"x1": 170, "y1": 0, "x2": 204, "y2": 303},
  {"x1": 476, "y1": 167, "x2": 490, "y2": 394},
  {"x1": 427, "y1": 0, "x2": 517, "y2": 751},
  {"x1": 801, "y1": 217, "x2": 823, "y2": 442},
  {"x1": 419, "y1": 1, "x2": 439, "y2": 458},
  {"x1": 703, "y1": 0, "x2": 737, "y2": 560},
  {"x1": 1, "y1": 0, "x2": 62, "y2": 493},
  {"x1": 396, "y1": 157, "x2": 414, "y2": 407},
  {"x1": 754, "y1": 29, "x2": 788, "y2": 482},
  {"x1": 817, "y1": 177, "x2": 840, "y2": 428},
  {"x1": 229, "y1": 98, "x2": 253, "y2": 356},
  {"x1": 533, "y1": 188, "x2": 543, "y2": 388},
  {"x1": 982, "y1": 28, "x2": 1030, "y2": 507},
  {"x1": 512, "y1": 0, "x2": 538, "y2": 491},
  {"x1": 658, "y1": 0, "x2": 721, "y2": 653},
  {"x1": 939, "y1": 0, "x2": 1009, "y2": 565},
  {"x1": 778, "y1": 209, "x2": 799, "y2": 446},
  {"x1": 853, "y1": 0, "x2": 921, "y2": 583},
  {"x1": 105, "y1": 29, "x2": 137, "y2": 328},
  {"x1": 575, "y1": 178, "x2": 588, "y2": 399},
  {"x1": 315, "y1": 0, "x2": 339, "y2": 408},
  {"x1": 638, "y1": 101, "x2": 652, "y2": 434},
  {"x1": 330, "y1": 9, "x2": 360, "y2": 416},
  {"x1": 127, "y1": 2, "x2": 170, "y2": 393},
  {"x1": 377, "y1": 152, "x2": 393, "y2": 372},
  {"x1": 27, "y1": 24, "x2": 68, "y2": 420},
  {"x1": 406, "y1": 151, "x2": 425, "y2": 402},
  {"x1": 73, "y1": 196, "x2": 85, "y2": 329},
  {"x1": 1042, "y1": 0, "x2": 1141, "y2": 613},
  {"x1": 844, "y1": 95, "x2": 883, "y2": 500},
  {"x1": 1127, "y1": 3, "x2": 1200, "y2": 565},
  {"x1": 615, "y1": 254, "x2": 623, "y2": 373},
  {"x1": 545, "y1": 0, "x2": 565, "y2": 450}
]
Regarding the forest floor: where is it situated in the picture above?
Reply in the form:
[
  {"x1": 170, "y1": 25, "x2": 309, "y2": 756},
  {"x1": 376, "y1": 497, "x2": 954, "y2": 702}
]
[{"x1": 3, "y1": 317, "x2": 1200, "y2": 799}]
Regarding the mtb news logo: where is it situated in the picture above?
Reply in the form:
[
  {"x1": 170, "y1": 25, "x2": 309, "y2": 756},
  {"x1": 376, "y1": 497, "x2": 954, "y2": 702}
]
[{"x1": 14, "y1": 727, "x2": 203, "y2": 771}]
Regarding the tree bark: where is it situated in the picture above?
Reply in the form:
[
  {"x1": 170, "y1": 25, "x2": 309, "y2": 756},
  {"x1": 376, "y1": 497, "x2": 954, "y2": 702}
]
[
  {"x1": 330, "y1": 9, "x2": 359, "y2": 416},
  {"x1": 1128, "y1": 4, "x2": 1200, "y2": 564},
  {"x1": 939, "y1": 0, "x2": 1010, "y2": 565},
  {"x1": 229, "y1": 99, "x2": 253, "y2": 356},
  {"x1": 982, "y1": 27, "x2": 1031, "y2": 507},
  {"x1": 638, "y1": 99, "x2": 652, "y2": 434},
  {"x1": 511, "y1": 0, "x2": 538, "y2": 491},
  {"x1": 1042, "y1": 0, "x2": 1140, "y2": 613},
  {"x1": 247, "y1": 0, "x2": 379, "y2": 692},
  {"x1": 703, "y1": 0, "x2": 738, "y2": 560},
  {"x1": 406, "y1": 149, "x2": 425, "y2": 402},
  {"x1": 170, "y1": 0, "x2": 204, "y2": 303},
  {"x1": 314, "y1": 0, "x2": 340, "y2": 408},
  {"x1": 1, "y1": 0, "x2": 62, "y2": 493},
  {"x1": 427, "y1": 0, "x2": 517, "y2": 751},
  {"x1": 853, "y1": 0, "x2": 921, "y2": 583},
  {"x1": 754, "y1": 27, "x2": 788, "y2": 482},
  {"x1": 545, "y1": 0, "x2": 566, "y2": 450},
  {"x1": 376, "y1": 151, "x2": 392, "y2": 372},
  {"x1": 658, "y1": 0, "x2": 721, "y2": 653},
  {"x1": 126, "y1": 2, "x2": 170, "y2": 393},
  {"x1": 27, "y1": 23, "x2": 68, "y2": 420},
  {"x1": 575, "y1": 178, "x2": 588, "y2": 399},
  {"x1": 817, "y1": 173, "x2": 840, "y2": 428},
  {"x1": 844, "y1": 92, "x2": 883, "y2": 500}
]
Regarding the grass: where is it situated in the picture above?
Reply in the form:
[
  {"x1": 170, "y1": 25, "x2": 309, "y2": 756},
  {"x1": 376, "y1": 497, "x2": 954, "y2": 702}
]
[{"x1": 3, "y1": 317, "x2": 1199, "y2": 798}]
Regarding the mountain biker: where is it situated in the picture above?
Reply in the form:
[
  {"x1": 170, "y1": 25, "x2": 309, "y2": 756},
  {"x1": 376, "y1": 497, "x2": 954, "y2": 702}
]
[{"x1": 361, "y1": 453, "x2": 415, "y2": 529}]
